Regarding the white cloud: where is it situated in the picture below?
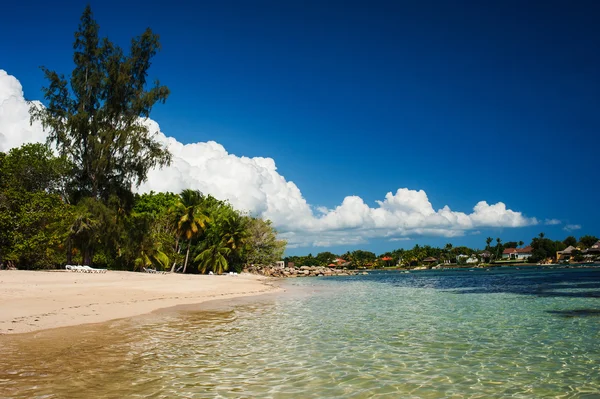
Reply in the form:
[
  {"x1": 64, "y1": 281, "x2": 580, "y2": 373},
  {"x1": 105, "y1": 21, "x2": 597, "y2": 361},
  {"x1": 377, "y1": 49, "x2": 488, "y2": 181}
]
[
  {"x1": 564, "y1": 224, "x2": 581, "y2": 232},
  {"x1": 0, "y1": 70, "x2": 46, "y2": 152},
  {"x1": 544, "y1": 218, "x2": 561, "y2": 225},
  {"x1": 0, "y1": 69, "x2": 542, "y2": 248}
]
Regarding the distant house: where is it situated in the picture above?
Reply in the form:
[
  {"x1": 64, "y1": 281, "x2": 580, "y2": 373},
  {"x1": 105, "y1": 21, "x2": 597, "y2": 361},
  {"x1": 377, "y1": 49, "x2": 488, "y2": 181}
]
[
  {"x1": 584, "y1": 240, "x2": 600, "y2": 255},
  {"x1": 423, "y1": 257, "x2": 438, "y2": 264},
  {"x1": 380, "y1": 256, "x2": 393, "y2": 266},
  {"x1": 502, "y1": 246, "x2": 533, "y2": 260},
  {"x1": 556, "y1": 245, "x2": 578, "y2": 261},
  {"x1": 328, "y1": 258, "x2": 350, "y2": 268},
  {"x1": 466, "y1": 256, "x2": 479, "y2": 264},
  {"x1": 479, "y1": 251, "x2": 492, "y2": 261}
]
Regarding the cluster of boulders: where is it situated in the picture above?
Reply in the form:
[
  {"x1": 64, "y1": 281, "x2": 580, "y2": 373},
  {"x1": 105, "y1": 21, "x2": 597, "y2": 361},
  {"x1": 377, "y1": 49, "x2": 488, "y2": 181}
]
[{"x1": 244, "y1": 264, "x2": 367, "y2": 278}]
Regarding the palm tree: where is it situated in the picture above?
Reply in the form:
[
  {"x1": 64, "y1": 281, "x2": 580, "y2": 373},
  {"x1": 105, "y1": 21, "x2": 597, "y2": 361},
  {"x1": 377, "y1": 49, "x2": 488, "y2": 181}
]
[
  {"x1": 68, "y1": 207, "x2": 99, "y2": 265},
  {"x1": 495, "y1": 237, "x2": 502, "y2": 260},
  {"x1": 518, "y1": 240, "x2": 524, "y2": 248},
  {"x1": 134, "y1": 243, "x2": 170, "y2": 271},
  {"x1": 444, "y1": 243, "x2": 453, "y2": 264},
  {"x1": 67, "y1": 197, "x2": 112, "y2": 265},
  {"x1": 221, "y1": 213, "x2": 249, "y2": 251},
  {"x1": 539, "y1": 232, "x2": 545, "y2": 239},
  {"x1": 174, "y1": 190, "x2": 210, "y2": 273},
  {"x1": 486, "y1": 237, "x2": 493, "y2": 250},
  {"x1": 195, "y1": 242, "x2": 231, "y2": 274}
]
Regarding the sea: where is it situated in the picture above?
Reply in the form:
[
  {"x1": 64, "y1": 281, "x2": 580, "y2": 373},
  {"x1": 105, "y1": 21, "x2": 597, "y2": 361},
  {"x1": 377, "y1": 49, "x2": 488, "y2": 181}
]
[{"x1": 1, "y1": 266, "x2": 599, "y2": 398}]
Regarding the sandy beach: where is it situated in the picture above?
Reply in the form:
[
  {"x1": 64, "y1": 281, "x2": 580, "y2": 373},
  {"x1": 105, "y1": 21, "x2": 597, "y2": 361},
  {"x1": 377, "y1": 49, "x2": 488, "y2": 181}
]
[{"x1": 0, "y1": 270, "x2": 279, "y2": 334}]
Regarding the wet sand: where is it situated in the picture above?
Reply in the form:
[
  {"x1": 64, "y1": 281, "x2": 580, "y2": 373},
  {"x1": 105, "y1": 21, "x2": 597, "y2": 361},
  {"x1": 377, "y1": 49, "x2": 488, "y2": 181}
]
[{"x1": 0, "y1": 270, "x2": 280, "y2": 334}]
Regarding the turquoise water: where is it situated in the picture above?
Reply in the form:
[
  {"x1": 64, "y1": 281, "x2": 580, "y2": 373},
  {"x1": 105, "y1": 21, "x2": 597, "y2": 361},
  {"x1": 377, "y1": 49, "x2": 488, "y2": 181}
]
[{"x1": 2, "y1": 267, "x2": 600, "y2": 398}]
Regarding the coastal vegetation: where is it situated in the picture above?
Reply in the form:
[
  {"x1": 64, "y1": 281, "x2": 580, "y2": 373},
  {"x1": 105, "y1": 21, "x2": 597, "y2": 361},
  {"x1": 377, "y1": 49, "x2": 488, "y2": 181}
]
[
  {"x1": 0, "y1": 7, "x2": 285, "y2": 272},
  {"x1": 285, "y1": 233, "x2": 599, "y2": 269}
]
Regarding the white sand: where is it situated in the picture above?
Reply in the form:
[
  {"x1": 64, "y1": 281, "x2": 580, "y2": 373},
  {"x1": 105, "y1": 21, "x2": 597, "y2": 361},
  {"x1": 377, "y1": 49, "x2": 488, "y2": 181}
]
[{"x1": 0, "y1": 270, "x2": 279, "y2": 334}]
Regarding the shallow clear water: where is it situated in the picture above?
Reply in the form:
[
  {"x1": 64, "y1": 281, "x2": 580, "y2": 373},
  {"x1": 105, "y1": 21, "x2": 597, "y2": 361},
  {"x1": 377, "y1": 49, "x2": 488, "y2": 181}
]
[{"x1": 1, "y1": 267, "x2": 600, "y2": 398}]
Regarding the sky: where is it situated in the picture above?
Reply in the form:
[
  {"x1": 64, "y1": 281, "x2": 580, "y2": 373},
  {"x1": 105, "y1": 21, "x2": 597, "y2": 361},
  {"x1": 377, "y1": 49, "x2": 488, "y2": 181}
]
[{"x1": 0, "y1": 0, "x2": 598, "y2": 255}]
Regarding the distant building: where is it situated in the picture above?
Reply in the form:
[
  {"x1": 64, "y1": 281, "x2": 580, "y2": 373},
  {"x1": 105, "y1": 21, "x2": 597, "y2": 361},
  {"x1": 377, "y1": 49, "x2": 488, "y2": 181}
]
[
  {"x1": 557, "y1": 245, "x2": 578, "y2": 261},
  {"x1": 502, "y1": 246, "x2": 533, "y2": 260},
  {"x1": 466, "y1": 256, "x2": 479, "y2": 264},
  {"x1": 423, "y1": 257, "x2": 438, "y2": 264},
  {"x1": 328, "y1": 258, "x2": 350, "y2": 268},
  {"x1": 584, "y1": 240, "x2": 600, "y2": 255}
]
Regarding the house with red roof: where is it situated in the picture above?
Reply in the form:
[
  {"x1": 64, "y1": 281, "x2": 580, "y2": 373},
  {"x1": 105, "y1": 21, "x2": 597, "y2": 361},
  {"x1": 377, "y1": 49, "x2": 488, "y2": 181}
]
[{"x1": 502, "y1": 246, "x2": 533, "y2": 260}]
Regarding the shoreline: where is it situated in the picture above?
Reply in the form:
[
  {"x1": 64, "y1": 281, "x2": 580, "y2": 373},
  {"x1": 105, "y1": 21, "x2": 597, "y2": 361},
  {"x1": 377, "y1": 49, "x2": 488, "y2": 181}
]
[{"x1": 0, "y1": 270, "x2": 281, "y2": 335}]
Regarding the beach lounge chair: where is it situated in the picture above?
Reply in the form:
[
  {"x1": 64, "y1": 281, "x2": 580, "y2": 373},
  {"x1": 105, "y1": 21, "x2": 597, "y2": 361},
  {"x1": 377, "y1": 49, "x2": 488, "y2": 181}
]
[
  {"x1": 143, "y1": 267, "x2": 167, "y2": 274},
  {"x1": 66, "y1": 265, "x2": 106, "y2": 273},
  {"x1": 81, "y1": 265, "x2": 107, "y2": 273}
]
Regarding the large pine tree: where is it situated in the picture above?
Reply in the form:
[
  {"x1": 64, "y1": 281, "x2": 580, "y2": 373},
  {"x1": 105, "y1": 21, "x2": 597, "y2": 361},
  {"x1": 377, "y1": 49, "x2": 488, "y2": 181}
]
[{"x1": 30, "y1": 5, "x2": 171, "y2": 203}]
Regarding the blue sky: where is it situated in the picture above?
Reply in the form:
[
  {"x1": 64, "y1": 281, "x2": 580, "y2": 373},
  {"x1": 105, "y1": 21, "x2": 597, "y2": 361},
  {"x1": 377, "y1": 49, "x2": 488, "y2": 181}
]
[{"x1": 1, "y1": 0, "x2": 598, "y2": 255}]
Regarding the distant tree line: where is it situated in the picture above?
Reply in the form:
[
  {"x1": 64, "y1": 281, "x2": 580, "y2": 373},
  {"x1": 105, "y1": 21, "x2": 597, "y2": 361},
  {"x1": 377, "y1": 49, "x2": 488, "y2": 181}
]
[{"x1": 285, "y1": 233, "x2": 599, "y2": 269}]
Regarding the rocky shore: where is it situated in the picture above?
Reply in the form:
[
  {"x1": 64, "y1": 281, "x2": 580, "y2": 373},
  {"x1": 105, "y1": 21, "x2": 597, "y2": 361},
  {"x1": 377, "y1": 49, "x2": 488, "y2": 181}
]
[{"x1": 244, "y1": 264, "x2": 368, "y2": 278}]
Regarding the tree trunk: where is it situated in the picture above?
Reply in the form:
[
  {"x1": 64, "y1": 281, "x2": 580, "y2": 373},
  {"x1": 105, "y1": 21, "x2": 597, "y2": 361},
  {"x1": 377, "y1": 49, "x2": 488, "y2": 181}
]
[
  {"x1": 66, "y1": 240, "x2": 72, "y2": 265},
  {"x1": 83, "y1": 248, "x2": 93, "y2": 266},
  {"x1": 183, "y1": 240, "x2": 191, "y2": 274},
  {"x1": 170, "y1": 238, "x2": 180, "y2": 273}
]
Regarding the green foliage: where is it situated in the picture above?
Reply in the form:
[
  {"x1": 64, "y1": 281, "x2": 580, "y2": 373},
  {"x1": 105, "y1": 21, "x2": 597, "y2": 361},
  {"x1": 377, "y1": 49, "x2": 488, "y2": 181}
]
[
  {"x1": 563, "y1": 236, "x2": 577, "y2": 247},
  {"x1": 174, "y1": 189, "x2": 211, "y2": 273},
  {"x1": 528, "y1": 238, "x2": 565, "y2": 263},
  {"x1": 30, "y1": 5, "x2": 171, "y2": 202},
  {"x1": 578, "y1": 235, "x2": 598, "y2": 249},
  {"x1": 343, "y1": 250, "x2": 377, "y2": 268},
  {"x1": 0, "y1": 144, "x2": 72, "y2": 268},
  {"x1": 67, "y1": 197, "x2": 118, "y2": 265},
  {"x1": 195, "y1": 243, "x2": 231, "y2": 274},
  {"x1": 243, "y1": 218, "x2": 286, "y2": 266},
  {"x1": 0, "y1": 143, "x2": 72, "y2": 197},
  {"x1": 315, "y1": 251, "x2": 337, "y2": 266}
]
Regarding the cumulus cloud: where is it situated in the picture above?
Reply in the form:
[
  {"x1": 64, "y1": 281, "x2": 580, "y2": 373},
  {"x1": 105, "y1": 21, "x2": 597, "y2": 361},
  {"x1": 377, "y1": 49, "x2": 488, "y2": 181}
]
[
  {"x1": 564, "y1": 224, "x2": 581, "y2": 232},
  {"x1": 0, "y1": 70, "x2": 46, "y2": 152},
  {"x1": 0, "y1": 69, "x2": 542, "y2": 248}
]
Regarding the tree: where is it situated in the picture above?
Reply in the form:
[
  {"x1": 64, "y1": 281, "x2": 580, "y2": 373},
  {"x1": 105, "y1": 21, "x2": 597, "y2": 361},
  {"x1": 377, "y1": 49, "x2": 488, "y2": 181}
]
[
  {"x1": 220, "y1": 213, "x2": 249, "y2": 252},
  {"x1": 174, "y1": 190, "x2": 210, "y2": 273},
  {"x1": 0, "y1": 144, "x2": 72, "y2": 268},
  {"x1": 563, "y1": 236, "x2": 577, "y2": 247},
  {"x1": 485, "y1": 237, "x2": 493, "y2": 250},
  {"x1": 195, "y1": 242, "x2": 231, "y2": 274},
  {"x1": 518, "y1": 240, "x2": 524, "y2": 248},
  {"x1": 243, "y1": 218, "x2": 286, "y2": 266},
  {"x1": 529, "y1": 236, "x2": 565, "y2": 263},
  {"x1": 134, "y1": 241, "x2": 170, "y2": 271},
  {"x1": 0, "y1": 143, "x2": 72, "y2": 198},
  {"x1": 67, "y1": 197, "x2": 117, "y2": 265},
  {"x1": 315, "y1": 252, "x2": 337, "y2": 266},
  {"x1": 346, "y1": 250, "x2": 377, "y2": 268},
  {"x1": 30, "y1": 5, "x2": 171, "y2": 203},
  {"x1": 578, "y1": 235, "x2": 599, "y2": 249},
  {"x1": 495, "y1": 238, "x2": 502, "y2": 260}
]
